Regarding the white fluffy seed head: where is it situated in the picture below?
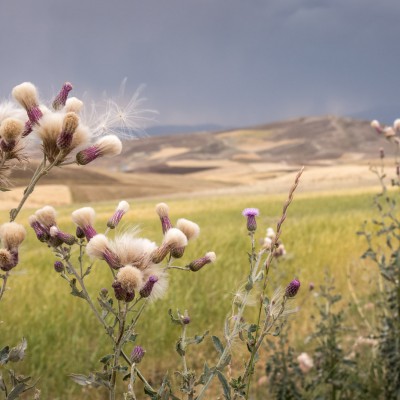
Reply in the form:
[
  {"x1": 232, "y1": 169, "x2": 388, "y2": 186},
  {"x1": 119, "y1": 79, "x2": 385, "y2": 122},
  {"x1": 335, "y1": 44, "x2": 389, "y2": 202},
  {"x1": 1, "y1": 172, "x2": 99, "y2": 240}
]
[
  {"x1": 371, "y1": 120, "x2": 381, "y2": 129},
  {"x1": 0, "y1": 118, "x2": 24, "y2": 142},
  {"x1": 176, "y1": 218, "x2": 200, "y2": 241},
  {"x1": 96, "y1": 135, "x2": 122, "y2": 157},
  {"x1": 49, "y1": 226, "x2": 60, "y2": 237},
  {"x1": 12, "y1": 82, "x2": 40, "y2": 110},
  {"x1": 86, "y1": 234, "x2": 110, "y2": 259},
  {"x1": 117, "y1": 265, "x2": 143, "y2": 291},
  {"x1": 384, "y1": 127, "x2": 396, "y2": 138},
  {"x1": 117, "y1": 200, "x2": 130, "y2": 213},
  {"x1": 0, "y1": 222, "x2": 26, "y2": 249},
  {"x1": 64, "y1": 97, "x2": 83, "y2": 113},
  {"x1": 71, "y1": 207, "x2": 95, "y2": 228},
  {"x1": 0, "y1": 101, "x2": 26, "y2": 124},
  {"x1": 394, "y1": 119, "x2": 400, "y2": 131},
  {"x1": 205, "y1": 251, "x2": 217, "y2": 263},
  {"x1": 112, "y1": 233, "x2": 157, "y2": 269},
  {"x1": 163, "y1": 228, "x2": 188, "y2": 249},
  {"x1": 155, "y1": 202, "x2": 169, "y2": 217},
  {"x1": 35, "y1": 205, "x2": 57, "y2": 228},
  {"x1": 62, "y1": 112, "x2": 79, "y2": 135}
]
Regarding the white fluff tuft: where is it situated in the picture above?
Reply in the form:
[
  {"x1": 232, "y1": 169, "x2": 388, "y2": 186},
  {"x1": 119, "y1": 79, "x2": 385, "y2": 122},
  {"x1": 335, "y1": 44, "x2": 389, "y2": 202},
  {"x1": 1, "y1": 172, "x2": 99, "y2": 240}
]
[
  {"x1": 176, "y1": 218, "x2": 200, "y2": 241},
  {"x1": 71, "y1": 207, "x2": 96, "y2": 228},
  {"x1": 163, "y1": 228, "x2": 188, "y2": 248},
  {"x1": 35, "y1": 205, "x2": 57, "y2": 228},
  {"x1": 95, "y1": 135, "x2": 122, "y2": 157},
  {"x1": 86, "y1": 234, "x2": 110, "y2": 259}
]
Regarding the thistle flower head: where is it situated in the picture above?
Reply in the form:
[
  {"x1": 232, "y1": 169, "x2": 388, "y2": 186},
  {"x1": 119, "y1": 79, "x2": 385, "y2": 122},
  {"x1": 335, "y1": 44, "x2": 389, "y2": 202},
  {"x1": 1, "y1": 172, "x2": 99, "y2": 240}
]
[
  {"x1": 28, "y1": 215, "x2": 49, "y2": 241},
  {"x1": 64, "y1": 97, "x2": 84, "y2": 114},
  {"x1": 112, "y1": 280, "x2": 135, "y2": 302},
  {"x1": 155, "y1": 202, "x2": 172, "y2": 234},
  {"x1": 50, "y1": 226, "x2": 76, "y2": 246},
  {"x1": 188, "y1": 251, "x2": 216, "y2": 272},
  {"x1": 285, "y1": 278, "x2": 300, "y2": 298},
  {"x1": 371, "y1": 119, "x2": 382, "y2": 133},
  {"x1": 0, "y1": 222, "x2": 26, "y2": 250},
  {"x1": 112, "y1": 232, "x2": 157, "y2": 269},
  {"x1": 394, "y1": 119, "x2": 400, "y2": 132},
  {"x1": 71, "y1": 207, "x2": 96, "y2": 240},
  {"x1": 12, "y1": 82, "x2": 43, "y2": 124},
  {"x1": 176, "y1": 218, "x2": 200, "y2": 241},
  {"x1": 384, "y1": 127, "x2": 396, "y2": 138},
  {"x1": 86, "y1": 234, "x2": 121, "y2": 269},
  {"x1": 130, "y1": 345, "x2": 145, "y2": 364},
  {"x1": 52, "y1": 82, "x2": 73, "y2": 110},
  {"x1": 35, "y1": 205, "x2": 57, "y2": 229},
  {"x1": 54, "y1": 260, "x2": 65, "y2": 273},
  {"x1": 107, "y1": 200, "x2": 130, "y2": 229},
  {"x1": 163, "y1": 228, "x2": 188, "y2": 249},
  {"x1": 76, "y1": 135, "x2": 122, "y2": 165},
  {"x1": 0, "y1": 248, "x2": 15, "y2": 271},
  {"x1": 0, "y1": 118, "x2": 24, "y2": 143},
  {"x1": 116, "y1": 265, "x2": 143, "y2": 292},
  {"x1": 56, "y1": 112, "x2": 79, "y2": 150},
  {"x1": 139, "y1": 275, "x2": 158, "y2": 298},
  {"x1": 141, "y1": 265, "x2": 169, "y2": 300},
  {"x1": 242, "y1": 208, "x2": 259, "y2": 232}
]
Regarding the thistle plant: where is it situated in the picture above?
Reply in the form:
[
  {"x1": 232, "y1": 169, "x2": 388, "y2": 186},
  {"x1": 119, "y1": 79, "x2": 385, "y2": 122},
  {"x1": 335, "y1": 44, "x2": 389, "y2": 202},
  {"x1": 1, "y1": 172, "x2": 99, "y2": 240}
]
[
  {"x1": 29, "y1": 200, "x2": 215, "y2": 400},
  {"x1": 0, "y1": 80, "x2": 150, "y2": 399}
]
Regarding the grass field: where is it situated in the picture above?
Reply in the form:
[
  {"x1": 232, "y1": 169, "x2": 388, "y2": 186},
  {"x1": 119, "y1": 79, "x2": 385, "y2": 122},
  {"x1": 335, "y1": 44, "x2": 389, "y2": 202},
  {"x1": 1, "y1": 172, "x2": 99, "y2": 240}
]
[{"x1": 0, "y1": 188, "x2": 383, "y2": 399}]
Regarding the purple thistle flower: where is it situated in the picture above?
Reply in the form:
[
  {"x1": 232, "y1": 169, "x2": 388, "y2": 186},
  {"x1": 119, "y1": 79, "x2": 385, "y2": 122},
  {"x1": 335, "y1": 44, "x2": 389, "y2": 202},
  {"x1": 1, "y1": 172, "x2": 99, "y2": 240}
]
[
  {"x1": 139, "y1": 275, "x2": 158, "y2": 298},
  {"x1": 50, "y1": 227, "x2": 76, "y2": 246},
  {"x1": 188, "y1": 252, "x2": 216, "y2": 272},
  {"x1": 27, "y1": 106, "x2": 43, "y2": 125},
  {"x1": 130, "y1": 346, "x2": 145, "y2": 364},
  {"x1": 54, "y1": 261, "x2": 64, "y2": 273},
  {"x1": 52, "y1": 82, "x2": 73, "y2": 110},
  {"x1": 76, "y1": 146, "x2": 100, "y2": 165},
  {"x1": 103, "y1": 248, "x2": 121, "y2": 270},
  {"x1": 285, "y1": 278, "x2": 301, "y2": 298},
  {"x1": 242, "y1": 208, "x2": 259, "y2": 232},
  {"x1": 182, "y1": 316, "x2": 191, "y2": 325},
  {"x1": 107, "y1": 201, "x2": 129, "y2": 229},
  {"x1": 29, "y1": 218, "x2": 49, "y2": 242}
]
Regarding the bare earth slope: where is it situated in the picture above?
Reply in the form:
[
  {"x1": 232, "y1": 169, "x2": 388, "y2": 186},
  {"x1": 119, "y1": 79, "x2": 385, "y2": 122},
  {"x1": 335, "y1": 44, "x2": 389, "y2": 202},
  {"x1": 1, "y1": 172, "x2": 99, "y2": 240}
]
[{"x1": 2, "y1": 115, "x2": 389, "y2": 205}]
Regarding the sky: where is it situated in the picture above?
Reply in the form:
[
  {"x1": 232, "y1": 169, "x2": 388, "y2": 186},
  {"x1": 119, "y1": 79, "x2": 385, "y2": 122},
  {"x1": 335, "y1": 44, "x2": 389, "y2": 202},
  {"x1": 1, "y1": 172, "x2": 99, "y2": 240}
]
[{"x1": 0, "y1": 0, "x2": 399, "y2": 128}]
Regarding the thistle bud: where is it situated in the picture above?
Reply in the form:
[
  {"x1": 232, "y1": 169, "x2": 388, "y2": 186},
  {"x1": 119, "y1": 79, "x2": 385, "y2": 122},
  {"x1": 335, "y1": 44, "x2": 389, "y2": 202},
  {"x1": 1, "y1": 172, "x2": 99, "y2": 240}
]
[
  {"x1": 285, "y1": 278, "x2": 300, "y2": 298},
  {"x1": 28, "y1": 215, "x2": 49, "y2": 242},
  {"x1": 112, "y1": 281, "x2": 135, "y2": 302},
  {"x1": 139, "y1": 275, "x2": 158, "y2": 298},
  {"x1": 242, "y1": 208, "x2": 259, "y2": 232},
  {"x1": 86, "y1": 234, "x2": 121, "y2": 269},
  {"x1": 52, "y1": 82, "x2": 73, "y2": 110},
  {"x1": 76, "y1": 226, "x2": 85, "y2": 239},
  {"x1": 187, "y1": 251, "x2": 216, "y2": 272},
  {"x1": 155, "y1": 203, "x2": 172, "y2": 234},
  {"x1": 130, "y1": 346, "x2": 145, "y2": 364},
  {"x1": 107, "y1": 201, "x2": 130, "y2": 229},
  {"x1": 71, "y1": 207, "x2": 97, "y2": 240},
  {"x1": 371, "y1": 120, "x2": 383, "y2": 134},
  {"x1": 76, "y1": 135, "x2": 122, "y2": 165},
  {"x1": 54, "y1": 260, "x2": 65, "y2": 273}
]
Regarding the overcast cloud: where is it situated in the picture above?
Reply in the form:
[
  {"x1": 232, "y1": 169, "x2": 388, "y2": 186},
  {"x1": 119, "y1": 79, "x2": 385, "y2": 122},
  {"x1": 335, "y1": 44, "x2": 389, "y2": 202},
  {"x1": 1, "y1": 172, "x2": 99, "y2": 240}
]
[{"x1": 0, "y1": 0, "x2": 399, "y2": 126}]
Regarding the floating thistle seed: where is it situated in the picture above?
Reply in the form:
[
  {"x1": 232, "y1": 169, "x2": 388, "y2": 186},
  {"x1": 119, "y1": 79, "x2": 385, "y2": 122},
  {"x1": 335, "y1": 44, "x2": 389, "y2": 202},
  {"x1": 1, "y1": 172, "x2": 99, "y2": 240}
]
[
  {"x1": 56, "y1": 112, "x2": 79, "y2": 150},
  {"x1": 139, "y1": 275, "x2": 158, "y2": 298},
  {"x1": 86, "y1": 234, "x2": 121, "y2": 269},
  {"x1": 50, "y1": 226, "x2": 76, "y2": 246},
  {"x1": 12, "y1": 82, "x2": 43, "y2": 124},
  {"x1": 151, "y1": 228, "x2": 187, "y2": 264},
  {"x1": 0, "y1": 248, "x2": 16, "y2": 271},
  {"x1": 71, "y1": 207, "x2": 97, "y2": 240},
  {"x1": 285, "y1": 278, "x2": 300, "y2": 298},
  {"x1": 155, "y1": 203, "x2": 172, "y2": 234},
  {"x1": 130, "y1": 346, "x2": 145, "y2": 364},
  {"x1": 107, "y1": 200, "x2": 130, "y2": 229},
  {"x1": 0, "y1": 222, "x2": 26, "y2": 251},
  {"x1": 28, "y1": 215, "x2": 49, "y2": 242},
  {"x1": 242, "y1": 208, "x2": 259, "y2": 232},
  {"x1": 54, "y1": 260, "x2": 65, "y2": 273},
  {"x1": 187, "y1": 251, "x2": 216, "y2": 272},
  {"x1": 76, "y1": 135, "x2": 122, "y2": 165},
  {"x1": 52, "y1": 82, "x2": 73, "y2": 110}
]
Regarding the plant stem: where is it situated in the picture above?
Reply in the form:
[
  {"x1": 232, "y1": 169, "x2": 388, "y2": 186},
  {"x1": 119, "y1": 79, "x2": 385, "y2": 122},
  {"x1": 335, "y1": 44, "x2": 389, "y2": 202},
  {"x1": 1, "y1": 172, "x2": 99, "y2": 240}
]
[{"x1": 0, "y1": 271, "x2": 9, "y2": 302}]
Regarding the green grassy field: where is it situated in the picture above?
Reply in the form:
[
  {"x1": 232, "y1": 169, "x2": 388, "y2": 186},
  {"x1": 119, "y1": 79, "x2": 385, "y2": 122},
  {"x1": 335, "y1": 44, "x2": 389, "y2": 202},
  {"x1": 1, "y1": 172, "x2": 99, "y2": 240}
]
[{"x1": 0, "y1": 189, "x2": 382, "y2": 399}]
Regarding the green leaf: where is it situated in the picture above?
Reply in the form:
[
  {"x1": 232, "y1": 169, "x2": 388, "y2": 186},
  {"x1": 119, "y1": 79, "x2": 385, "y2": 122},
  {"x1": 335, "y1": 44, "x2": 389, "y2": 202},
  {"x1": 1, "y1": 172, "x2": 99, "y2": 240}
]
[
  {"x1": 212, "y1": 336, "x2": 224, "y2": 355},
  {"x1": 6, "y1": 382, "x2": 26, "y2": 400},
  {"x1": 69, "y1": 374, "x2": 93, "y2": 386},
  {"x1": 185, "y1": 330, "x2": 209, "y2": 346},
  {"x1": 0, "y1": 346, "x2": 10, "y2": 365},
  {"x1": 175, "y1": 338, "x2": 185, "y2": 357},
  {"x1": 217, "y1": 370, "x2": 231, "y2": 400},
  {"x1": 99, "y1": 354, "x2": 113, "y2": 365}
]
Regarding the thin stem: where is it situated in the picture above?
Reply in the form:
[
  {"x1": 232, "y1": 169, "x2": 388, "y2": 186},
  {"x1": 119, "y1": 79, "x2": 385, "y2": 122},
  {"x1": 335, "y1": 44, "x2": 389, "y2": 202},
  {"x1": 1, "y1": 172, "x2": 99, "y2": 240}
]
[
  {"x1": 0, "y1": 271, "x2": 9, "y2": 303},
  {"x1": 244, "y1": 167, "x2": 303, "y2": 399}
]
